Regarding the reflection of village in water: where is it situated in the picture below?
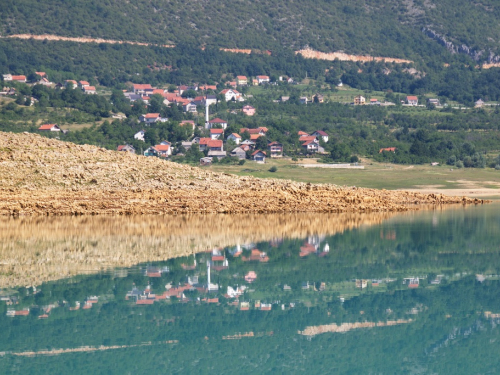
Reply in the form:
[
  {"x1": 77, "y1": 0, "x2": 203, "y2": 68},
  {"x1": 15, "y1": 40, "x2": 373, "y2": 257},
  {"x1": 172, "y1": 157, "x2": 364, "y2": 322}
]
[{"x1": 3, "y1": 232, "x2": 497, "y2": 321}]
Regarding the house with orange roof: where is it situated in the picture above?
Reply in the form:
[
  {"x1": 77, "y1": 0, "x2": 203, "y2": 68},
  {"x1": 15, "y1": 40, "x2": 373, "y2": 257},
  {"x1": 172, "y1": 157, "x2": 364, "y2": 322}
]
[
  {"x1": 153, "y1": 144, "x2": 172, "y2": 157},
  {"x1": 199, "y1": 84, "x2": 218, "y2": 91},
  {"x1": 242, "y1": 249, "x2": 269, "y2": 262},
  {"x1": 256, "y1": 75, "x2": 270, "y2": 84},
  {"x1": 133, "y1": 84, "x2": 153, "y2": 95},
  {"x1": 210, "y1": 128, "x2": 224, "y2": 140},
  {"x1": 237, "y1": 75, "x2": 248, "y2": 85},
  {"x1": 240, "y1": 127, "x2": 267, "y2": 136},
  {"x1": 117, "y1": 144, "x2": 136, "y2": 153},
  {"x1": 406, "y1": 96, "x2": 418, "y2": 106},
  {"x1": 38, "y1": 124, "x2": 61, "y2": 132},
  {"x1": 139, "y1": 113, "x2": 161, "y2": 124},
  {"x1": 379, "y1": 147, "x2": 396, "y2": 153},
  {"x1": 299, "y1": 135, "x2": 316, "y2": 143},
  {"x1": 83, "y1": 86, "x2": 97, "y2": 95},
  {"x1": 298, "y1": 131, "x2": 309, "y2": 136},
  {"x1": 11, "y1": 75, "x2": 27, "y2": 83},
  {"x1": 35, "y1": 71, "x2": 47, "y2": 78},
  {"x1": 302, "y1": 138, "x2": 324, "y2": 153},
  {"x1": 78, "y1": 80, "x2": 90, "y2": 88}
]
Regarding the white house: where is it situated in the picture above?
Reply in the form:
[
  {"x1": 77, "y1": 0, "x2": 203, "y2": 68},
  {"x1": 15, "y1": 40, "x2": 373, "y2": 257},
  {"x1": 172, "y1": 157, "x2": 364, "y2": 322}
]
[
  {"x1": 133, "y1": 84, "x2": 153, "y2": 95},
  {"x1": 139, "y1": 113, "x2": 161, "y2": 124},
  {"x1": 312, "y1": 130, "x2": 329, "y2": 143},
  {"x1": 227, "y1": 133, "x2": 242, "y2": 145},
  {"x1": 220, "y1": 89, "x2": 242, "y2": 102},
  {"x1": 134, "y1": 130, "x2": 146, "y2": 141},
  {"x1": 183, "y1": 102, "x2": 197, "y2": 113},
  {"x1": 210, "y1": 128, "x2": 224, "y2": 140},
  {"x1": 256, "y1": 75, "x2": 270, "y2": 84},
  {"x1": 82, "y1": 86, "x2": 97, "y2": 95},
  {"x1": 406, "y1": 96, "x2": 418, "y2": 106},
  {"x1": 207, "y1": 118, "x2": 228, "y2": 130},
  {"x1": 38, "y1": 124, "x2": 61, "y2": 132}
]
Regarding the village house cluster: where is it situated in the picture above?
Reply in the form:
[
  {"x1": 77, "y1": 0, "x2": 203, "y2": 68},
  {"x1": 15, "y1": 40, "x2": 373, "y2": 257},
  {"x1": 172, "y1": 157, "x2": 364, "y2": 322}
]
[{"x1": 112, "y1": 77, "x2": 330, "y2": 164}]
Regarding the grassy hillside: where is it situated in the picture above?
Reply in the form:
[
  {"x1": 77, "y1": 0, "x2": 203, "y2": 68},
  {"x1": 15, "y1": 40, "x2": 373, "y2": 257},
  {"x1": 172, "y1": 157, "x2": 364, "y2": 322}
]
[{"x1": 2, "y1": 0, "x2": 500, "y2": 61}]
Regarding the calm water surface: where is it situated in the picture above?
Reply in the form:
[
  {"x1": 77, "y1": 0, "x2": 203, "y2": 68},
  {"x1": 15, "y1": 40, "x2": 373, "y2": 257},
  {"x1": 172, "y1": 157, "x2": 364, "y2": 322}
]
[{"x1": 1, "y1": 204, "x2": 500, "y2": 374}]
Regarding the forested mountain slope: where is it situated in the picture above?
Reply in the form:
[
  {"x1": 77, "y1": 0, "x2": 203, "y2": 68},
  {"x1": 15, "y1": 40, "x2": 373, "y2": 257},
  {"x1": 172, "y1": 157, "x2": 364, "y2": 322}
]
[{"x1": 2, "y1": 0, "x2": 500, "y2": 61}]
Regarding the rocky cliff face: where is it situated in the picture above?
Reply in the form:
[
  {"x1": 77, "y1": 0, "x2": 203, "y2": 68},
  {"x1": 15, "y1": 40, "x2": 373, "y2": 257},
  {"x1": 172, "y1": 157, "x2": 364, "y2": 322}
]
[{"x1": 422, "y1": 27, "x2": 500, "y2": 63}]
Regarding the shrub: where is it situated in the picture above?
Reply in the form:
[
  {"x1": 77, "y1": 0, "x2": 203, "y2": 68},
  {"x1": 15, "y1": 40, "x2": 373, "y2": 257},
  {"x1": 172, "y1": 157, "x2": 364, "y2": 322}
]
[
  {"x1": 350, "y1": 155, "x2": 359, "y2": 163},
  {"x1": 495, "y1": 164, "x2": 500, "y2": 170},
  {"x1": 456, "y1": 160, "x2": 464, "y2": 168},
  {"x1": 238, "y1": 159, "x2": 246, "y2": 165},
  {"x1": 269, "y1": 166, "x2": 278, "y2": 172}
]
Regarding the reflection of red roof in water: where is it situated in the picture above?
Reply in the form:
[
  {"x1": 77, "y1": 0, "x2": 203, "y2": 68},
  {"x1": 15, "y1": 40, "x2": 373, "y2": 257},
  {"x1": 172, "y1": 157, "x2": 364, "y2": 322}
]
[
  {"x1": 245, "y1": 271, "x2": 257, "y2": 283},
  {"x1": 300, "y1": 243, "x2": 316, "y2": 257},
  {"x1": 242, "y1": 249, "x2": 269, "y2": 262}
]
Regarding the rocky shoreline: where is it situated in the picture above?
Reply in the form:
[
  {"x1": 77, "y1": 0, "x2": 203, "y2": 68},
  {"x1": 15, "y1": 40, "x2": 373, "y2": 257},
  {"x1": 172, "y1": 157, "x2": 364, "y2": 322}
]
[{"x1": 0, "y1": 132, "x2": 485, "y2": 216}]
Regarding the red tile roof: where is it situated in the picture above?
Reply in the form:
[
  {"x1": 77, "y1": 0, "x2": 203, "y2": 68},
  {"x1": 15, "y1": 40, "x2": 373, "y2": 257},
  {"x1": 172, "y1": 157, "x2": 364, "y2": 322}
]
[
  {"x1": 12, "y1": 75, "x2": 26, "y2": 81},
  {"x1": 133, "y1": 84, "x2": 153, "y2": 90},
  {"x1": 252, "y1": 150, "x2": 266, "y2": 156},
  {"x1": 209, "y1": 118, "x2": 227, "y2": 124},
  {"x1": 302, "y1": 139, "x2": 318, "y2": 146},
  {"x1": 210, "y1": 128, "x2": 224, "y2": 134},
  {"x1": 144, "y1": 113, "x2": 160, "y2": 118},
  {"x1": 299, "y1": 135, "x2": 316, "y2": 142},
  {"x1": 199, "y1": 137, "x2": 211, "y2": 145},
  {"x1": 208, "y1": 139, "x2": 223, "y2": 148},
  {"x1": 83, "y1": 86, "x2": 96, "y2": 91},
  {"x1": 154, "y1": 144, "x2": 170, "y2": 151},
  {"x1": 38, "y1": 124, "x2": 58, "y2": 130},
  {"x1": 379, "y1": 147, "x2": 396, "y2": 153},
  {"x1": 79, "y1": 81, "x2": 89, "y2": 85},
  {"x1": 136, "y1": 299, "x2": 155, "y2": 305},
  {"x1": 230, "y1": 133, "x2": 241, "y2": 138},
  {"x1": 407, "y1": 96, "x2": 418, "y2": 101}
]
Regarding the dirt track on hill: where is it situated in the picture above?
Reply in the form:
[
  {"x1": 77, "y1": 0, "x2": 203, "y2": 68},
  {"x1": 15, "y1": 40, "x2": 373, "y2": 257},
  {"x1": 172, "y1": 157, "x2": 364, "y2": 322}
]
[{"x1": 0, "y1": 132, "x2": 484, "y2": 216}]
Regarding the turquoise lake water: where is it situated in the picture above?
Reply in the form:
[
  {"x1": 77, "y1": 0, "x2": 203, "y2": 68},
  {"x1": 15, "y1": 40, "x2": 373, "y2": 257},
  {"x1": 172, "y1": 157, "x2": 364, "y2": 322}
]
[{"x1": 1, "y1": 204, "x2": 500, "y2": 374}]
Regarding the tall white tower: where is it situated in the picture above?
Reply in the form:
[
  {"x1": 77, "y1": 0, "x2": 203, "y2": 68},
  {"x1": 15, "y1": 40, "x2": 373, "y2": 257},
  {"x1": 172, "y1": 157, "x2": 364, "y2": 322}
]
[
  {"x1": 205, "y1": 103, "x2": 210, "y2": 129},
  {"x1": 207, "y1": 260, "x2": 211, "y2": 286}
]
